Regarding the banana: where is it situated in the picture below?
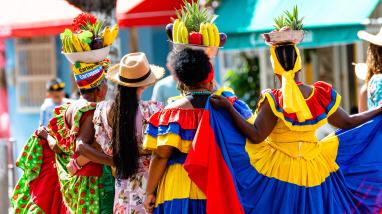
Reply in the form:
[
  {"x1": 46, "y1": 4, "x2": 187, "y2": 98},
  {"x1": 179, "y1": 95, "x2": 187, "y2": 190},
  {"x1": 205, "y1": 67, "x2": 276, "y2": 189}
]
[
  {"x1": 110, "y1": 24, "x2": 119, "y2": 44},
  {"x1": 80, "y1": 40, "x2": 91, "y2": 51},
  {"x1": 206, "y1": 23, "x2": 215, "y2": 46},
  {"x1": 181, "y1": 24, "x2": 189, "y2": 44},
  {"x1": 71, "y1": 34, "x2": 83, "y2": 52},
  {"x1": 200, "y1": 23, "x2": 209, "y2": 46},
  {"x1": 103, "y1": 26, "x2": 111, "y2": 46},
  {"x1": 212, "y1": 24, "x2": 220, "y2": 47},
  {"x1": 67, "y1": 36, "x2": 75, "y2": 53},
  {"x1": 177, "y1": 21, "x2": 185, "y2": 44},
  {"x1": 173, "y1": 19, "x2": 180, "y2": 43}
]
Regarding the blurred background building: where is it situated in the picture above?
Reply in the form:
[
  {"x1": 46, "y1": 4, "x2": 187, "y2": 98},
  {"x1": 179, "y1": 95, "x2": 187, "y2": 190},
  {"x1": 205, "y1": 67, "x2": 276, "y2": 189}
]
[{"x1": 0, "y1": 0, "x2": 381, "y2": 179}]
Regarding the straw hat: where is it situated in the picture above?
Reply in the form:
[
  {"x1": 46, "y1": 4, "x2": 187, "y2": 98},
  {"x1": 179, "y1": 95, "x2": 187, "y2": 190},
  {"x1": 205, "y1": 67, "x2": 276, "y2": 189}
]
[
  {"x1": 358, "y1": 27, "x2": 382, "y2": 46},
  {"x1": 353, "y1": 62, "x2": 367, "y2": 81},
  {"x1": 107, "y1": 52, "x2": 165, "y2": 87}
]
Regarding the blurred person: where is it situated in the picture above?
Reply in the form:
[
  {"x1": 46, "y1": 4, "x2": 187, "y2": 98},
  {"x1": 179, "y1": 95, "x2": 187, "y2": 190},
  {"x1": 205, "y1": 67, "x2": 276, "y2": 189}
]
[
  {"x1": 67, "y1": 53, "x2": 164, "y2": 213},
  {"x1": 39, "y1": 78, "x2": 69, "y2": 126},
  {"x1": 358, "y1": 28, "x2": 382, "y2": 109},
  {"x1": 151, "y1": 51, "x2": 179, "y2": 105}
]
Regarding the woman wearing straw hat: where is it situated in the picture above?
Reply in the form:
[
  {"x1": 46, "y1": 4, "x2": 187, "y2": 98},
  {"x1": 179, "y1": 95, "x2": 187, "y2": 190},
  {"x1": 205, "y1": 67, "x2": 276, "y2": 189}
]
[
  {"x1": 69, "y1": 52, "x2": 164, "y2": 213},
  {"x1": 358, "y1": 28, "x2": 382, "y2": 110}
]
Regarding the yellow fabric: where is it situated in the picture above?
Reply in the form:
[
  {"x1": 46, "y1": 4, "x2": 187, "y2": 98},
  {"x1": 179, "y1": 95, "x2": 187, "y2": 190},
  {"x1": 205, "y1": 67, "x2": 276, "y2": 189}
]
[
  {"x1": 155, "y1": 163, "x2": 206, "y2": 206},
  {"x1": 245, "y1": 120, "x2": 340, "y2": 187},
  {"x1": 258, "y1": 91, "x2": 342, "y2": 131},
  {"x1": 143, "y1": 134, "x2": 192, "y2": 154},
  {"x1": 270, "y1": 45, "x2": 312, "y2": 122}
]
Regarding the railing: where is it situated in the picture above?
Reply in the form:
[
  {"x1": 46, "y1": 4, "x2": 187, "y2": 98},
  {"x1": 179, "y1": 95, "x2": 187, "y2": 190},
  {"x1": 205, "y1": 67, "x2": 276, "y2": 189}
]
[{"x1": 0, "y1": 138, "x2": 17, "y2": 212}]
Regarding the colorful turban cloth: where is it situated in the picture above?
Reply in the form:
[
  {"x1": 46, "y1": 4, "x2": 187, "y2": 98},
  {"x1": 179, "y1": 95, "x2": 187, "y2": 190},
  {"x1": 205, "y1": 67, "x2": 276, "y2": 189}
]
[{"x1": 73, "y1": 59, "x2": 110, "y2": 90}]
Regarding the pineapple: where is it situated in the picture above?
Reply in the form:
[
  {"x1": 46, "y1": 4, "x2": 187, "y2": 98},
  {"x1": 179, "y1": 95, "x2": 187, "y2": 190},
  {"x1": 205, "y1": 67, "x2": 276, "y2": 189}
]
[
  {"x1": 176, "y1": 0, "x2": 216, "y2": 32},
  {"x1": 272, "y1": 5, "x2": 304, "y2": 31}
]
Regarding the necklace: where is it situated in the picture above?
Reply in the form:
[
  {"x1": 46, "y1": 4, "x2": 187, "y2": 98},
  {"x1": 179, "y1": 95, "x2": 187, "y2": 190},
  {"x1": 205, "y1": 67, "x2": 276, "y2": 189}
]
[{"x1": 187, "y1": 90, "x2": 212, "y2": 96}]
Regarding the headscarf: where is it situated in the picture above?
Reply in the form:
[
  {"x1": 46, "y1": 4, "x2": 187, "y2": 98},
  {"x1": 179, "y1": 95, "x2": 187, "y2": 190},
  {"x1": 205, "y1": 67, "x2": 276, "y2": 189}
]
[
  {"x1": 270, "y1": 44, "x2": 312, "y2": 122},
  {"x1": 72, "y1": 59, "x2": 110, "y2": 90}
]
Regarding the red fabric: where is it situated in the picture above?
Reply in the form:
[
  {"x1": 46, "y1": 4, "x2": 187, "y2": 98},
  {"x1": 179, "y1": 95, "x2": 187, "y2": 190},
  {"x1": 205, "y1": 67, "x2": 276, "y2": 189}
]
[
  {"x1": 29, "y1": 142, "x2": 67, "y2": 214},
  {"x1": 269, "y1": 81, "x2": 334, "y2": 121},
  {"x1": 149, "y1": 108, "x2": 204, "y2": 129},
  {"x1": 184, "y1": 111, "x2": 244, "y2": 214}
]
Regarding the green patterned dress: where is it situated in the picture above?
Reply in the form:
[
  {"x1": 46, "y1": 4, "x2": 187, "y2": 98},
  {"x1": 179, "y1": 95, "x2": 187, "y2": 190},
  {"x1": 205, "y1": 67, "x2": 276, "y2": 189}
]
[{"x1": 50, "y1": 99, "x2": 114, "y2": 214}]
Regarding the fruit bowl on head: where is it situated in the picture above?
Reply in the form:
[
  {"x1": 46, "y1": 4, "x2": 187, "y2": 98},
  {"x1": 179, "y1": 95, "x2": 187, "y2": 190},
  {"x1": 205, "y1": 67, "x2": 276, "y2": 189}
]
[
  {"x1": 262, "y1": 30, "x2": 304, "y2": 46},
  {"x1": 170, "y1": 41, "x2": 220, "y2": 59},
  {"x1": 62, "y1": 46, "x2": 111, "y2": 64}
]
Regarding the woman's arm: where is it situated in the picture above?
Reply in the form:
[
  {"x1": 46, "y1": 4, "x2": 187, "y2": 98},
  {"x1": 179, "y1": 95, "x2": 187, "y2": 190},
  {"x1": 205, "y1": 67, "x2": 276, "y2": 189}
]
[
  {"x1": 75, "y1": 112, "x2": 114, "y2": 166},
  {"x1": 36, "y1": 127, "x2": 62, "y2": 154},
  {"x1": 210, "y1": 95, "x2": 277, "y2": 144},
  {"x1": 358, "y1": 84, "x2": 368, "y2": 113},
  {"x1": 328, "y1": 105, "x2": 382, "y2": 129},
  {"x1": 144, "y1": 145, "x2": 173, "y2": 213}
]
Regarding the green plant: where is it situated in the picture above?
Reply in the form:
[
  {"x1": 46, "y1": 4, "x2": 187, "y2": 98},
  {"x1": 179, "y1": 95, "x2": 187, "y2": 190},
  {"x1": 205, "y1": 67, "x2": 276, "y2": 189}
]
[
  {"x1": 273, "y1": 5, "x2": 304, "y2": 30},
  {"x1": 176, "y1": 0, "x2": 216, "y2": 32},
  {"x1": 225, "y1": 53, "x2": 260, "y2": 109}
]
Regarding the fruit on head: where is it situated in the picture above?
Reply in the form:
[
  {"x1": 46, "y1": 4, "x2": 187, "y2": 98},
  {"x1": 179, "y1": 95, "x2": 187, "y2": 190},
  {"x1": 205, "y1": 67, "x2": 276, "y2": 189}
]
[
  {"x1": 212, "y1": 24, "x2": 220, "y2": 47},
  {"x1": 166, "y1": 23, "x2": 174, "y2": 41},
  {"x1": 173, "y1": 19, "x2": 180, "y2": 43},
  {"x1": 206, "y1": 23, "x2": 215, "y2": 46},
  {"x1": 200, "y1": 23, "x2": 209, "y2": 46},
  {"x1": 91, "y1": 37, "x2": 104, "y2": 50},
  {"x1": 219, "y1": 33, "x2": 227, "y2": 47},
  {"x1": 188, "y1": 32, "x2": 203, "y2": 45}
]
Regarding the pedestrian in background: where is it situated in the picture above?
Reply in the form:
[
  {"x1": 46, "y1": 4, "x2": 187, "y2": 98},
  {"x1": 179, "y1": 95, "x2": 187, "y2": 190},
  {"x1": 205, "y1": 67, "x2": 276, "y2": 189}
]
[
  {"x1": 151, "y1": 51, "x2": 179, "y2": 105},
  {"x1": 39, "y1": 78, "x2": 69, "y2": 126},
  {"x1": 358, "y1": 28, "x2": 382, "y2": 109}
]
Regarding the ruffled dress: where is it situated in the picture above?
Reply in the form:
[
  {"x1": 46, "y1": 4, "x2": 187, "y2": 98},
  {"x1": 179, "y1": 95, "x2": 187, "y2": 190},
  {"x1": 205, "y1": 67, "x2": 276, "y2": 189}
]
[
  {"x1": 185, "y1": 82, "x2": 382, "y2": 213},
  {"x1": 12, "y1": 131, "x2": 67, "y2": 214},
  {"x1": 93, "y1": 100, "x2": 163, "y2": 214},
  {"x1": 144, "y1": 108, "x2": 207, "y2": 213},
  {"x1": 50, "y1": 99, "x2": 114, "y2": 214}
]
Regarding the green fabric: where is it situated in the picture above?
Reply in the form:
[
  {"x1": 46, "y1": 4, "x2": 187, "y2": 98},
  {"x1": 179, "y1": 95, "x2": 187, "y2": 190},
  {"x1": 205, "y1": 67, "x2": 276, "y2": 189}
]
[
  {"x1": 52, "y1": 101, "x2": 104, "y2": 213},
  {"x1": 100, "y1": 166, "x2": 115, "y2": 214},
  {"x1": 11, "y1": 134, "x2": 45, "y2": 214},
  {"x1": 215, "y1": 0, "x2": 379, "y2": 49}
]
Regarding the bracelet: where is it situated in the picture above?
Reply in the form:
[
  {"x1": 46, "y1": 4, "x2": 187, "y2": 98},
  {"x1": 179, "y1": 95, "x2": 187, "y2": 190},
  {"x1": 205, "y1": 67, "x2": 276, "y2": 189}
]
[
  {"x1": 47, "y1": 135, "x2": 55, "y2": 142},
  {"x1": 69, "y1": 159, "x2": 82, "y2": 174}
]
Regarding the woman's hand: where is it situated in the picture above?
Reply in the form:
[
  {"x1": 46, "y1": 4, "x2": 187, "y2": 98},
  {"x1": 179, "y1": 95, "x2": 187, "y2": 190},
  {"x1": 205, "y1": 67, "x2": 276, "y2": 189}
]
[
  {"x1": 36, "y1": 127, "x2": 48, "y2": 139},
  {"x1": 144, "y1": 194, "x2": 156, "y2": 213},
  {"x1": 210, "y1": 95, "x2": 232, "y2": 109},
  {"x1": 66, "y1": 161, "x2": 77, "y2": 176}
]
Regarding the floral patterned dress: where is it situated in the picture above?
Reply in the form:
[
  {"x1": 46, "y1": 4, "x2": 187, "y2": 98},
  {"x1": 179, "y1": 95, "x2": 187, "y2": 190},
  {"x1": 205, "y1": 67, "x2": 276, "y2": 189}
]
[
  {"x1": 93, "y1": 100, "x2": 163, "y2": 214},
  {"x1": 367, "y1": 74, "x2": 382, "y2": 109}
]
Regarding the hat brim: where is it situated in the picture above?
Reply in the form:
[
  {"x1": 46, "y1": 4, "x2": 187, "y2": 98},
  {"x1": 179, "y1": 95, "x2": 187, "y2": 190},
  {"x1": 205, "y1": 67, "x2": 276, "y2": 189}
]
[
  {"x1": 106, "y1": 64, "x2": 165, "y2": 87},
  {"x1": 358, "y1": 30, "x2": 382, "y2": 46}
]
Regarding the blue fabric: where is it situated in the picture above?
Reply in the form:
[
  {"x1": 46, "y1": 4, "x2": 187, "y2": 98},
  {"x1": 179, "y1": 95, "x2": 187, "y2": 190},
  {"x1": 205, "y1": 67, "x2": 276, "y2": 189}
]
[
  {"x1": 154, "y1": 199, "x2": 206, "y2": 214},
  {"x1": 168, "y1": 153, "x2": 187, "y2": 165},
  {"x1": 204, "y1": 99, "x2": 382, "y2": 213},
  {"x1": 145, "y1": 123, "x2": 196, "y2": 141}
]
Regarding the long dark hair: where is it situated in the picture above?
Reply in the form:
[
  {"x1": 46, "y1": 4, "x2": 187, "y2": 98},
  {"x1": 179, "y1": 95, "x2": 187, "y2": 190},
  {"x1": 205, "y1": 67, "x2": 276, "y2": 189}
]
[
  {"x1": 112, "y1": 85, "x2": 140, "y2": 180},
  {"x1": 274, "y1": 43, "x2": 298, "y2": 71},
  {"x1": 366, "y1": 43, "x2": 382, "y2": 83}
]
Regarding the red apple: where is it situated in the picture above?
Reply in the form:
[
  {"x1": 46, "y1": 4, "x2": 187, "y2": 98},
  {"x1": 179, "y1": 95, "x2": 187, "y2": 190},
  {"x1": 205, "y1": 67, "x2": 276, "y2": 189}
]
[{"x1": 189, "y1": 32, "x2": 203, "y2": 45}]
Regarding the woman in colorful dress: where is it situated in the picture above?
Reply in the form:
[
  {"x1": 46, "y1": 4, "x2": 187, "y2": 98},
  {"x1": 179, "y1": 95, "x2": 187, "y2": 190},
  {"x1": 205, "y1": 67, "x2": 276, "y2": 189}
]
[
  {"x1": 70, "y1": 52, "x2": 165, "y2": 213},
  {"x1": 207, "y1": 40, "x2": 382, "y2": 213},
  {"x1": 143, "y1": 48, "x2": 215, "y2": 213},
  {"x1": 50, "y1": 61, "x2": 115, "y2": 214},
  {"x1": 358, "y1": 28, "x2": 382, "y2": 109}
]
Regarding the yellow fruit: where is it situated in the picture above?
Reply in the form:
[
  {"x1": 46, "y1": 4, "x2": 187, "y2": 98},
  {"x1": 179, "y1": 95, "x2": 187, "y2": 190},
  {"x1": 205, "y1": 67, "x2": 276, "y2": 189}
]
[
  {"x1": 200, "y1": 23, "x2": 209, "y2": 46},
  {"x1": 110, "y1": 24, "x2": 119, "y2": 44},
  {"x1": 103, "y1": 26, "x2": 112, "y2": 46},
  {"x1": 71, "y1": 34, "x2": 83, "y2": 52},
  {"x1": 173, "y1": 19, "x2": 180, "y2": 43},
  {"x1": 206, "y1": 23, "x2": 215, "y2": 46},
  {"x1": 177, "y1": 22, "x2": 186, "y2": 44},
  {"x1": 181, "y1": 24, "x2": 189, "y2": 44},
  {"x1": 212, "y1": 24, "x2": 220, "y2": 47},
  {"x1": 80, "y1": 41, "x2": 91, "y2": 51}
]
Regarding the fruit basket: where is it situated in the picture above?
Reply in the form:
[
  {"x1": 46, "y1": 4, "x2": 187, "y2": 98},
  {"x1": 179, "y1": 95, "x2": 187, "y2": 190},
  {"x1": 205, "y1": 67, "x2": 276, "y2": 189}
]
[
  {"x1": 262, "y1": 6, "x2": 304, "y2": 45},
  {"x1": 165, "y1": 0, "x2": 227, "y2": 58},
  {"x1": 60, "y1": 13, "x2": 119, "y2": 63}
]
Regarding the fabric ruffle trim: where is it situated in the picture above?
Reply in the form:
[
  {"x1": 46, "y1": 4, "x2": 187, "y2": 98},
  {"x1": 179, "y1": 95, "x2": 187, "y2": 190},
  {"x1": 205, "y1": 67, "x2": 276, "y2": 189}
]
[{"x1": 258, "y1": 81, "x2": 341, "y2": 131}]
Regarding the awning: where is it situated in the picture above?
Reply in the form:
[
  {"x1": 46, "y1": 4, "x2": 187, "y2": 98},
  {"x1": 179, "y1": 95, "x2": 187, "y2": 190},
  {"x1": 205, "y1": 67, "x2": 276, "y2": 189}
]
[
  {"x1": 0, "y1": 0, "x2": 81, "y2": 38},
  {"x1": 117, "y1": 0, "x2": 192, "y2": 27},
  {"x1": 215, "y1": 0, "x2": 380, "y2": 50}
]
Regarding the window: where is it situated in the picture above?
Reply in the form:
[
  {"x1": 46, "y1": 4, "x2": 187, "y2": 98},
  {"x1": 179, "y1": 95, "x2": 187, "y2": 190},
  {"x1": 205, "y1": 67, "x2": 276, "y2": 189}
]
[{"x1": 15, "y1": 37, "x2": 56, "y2": 113}]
